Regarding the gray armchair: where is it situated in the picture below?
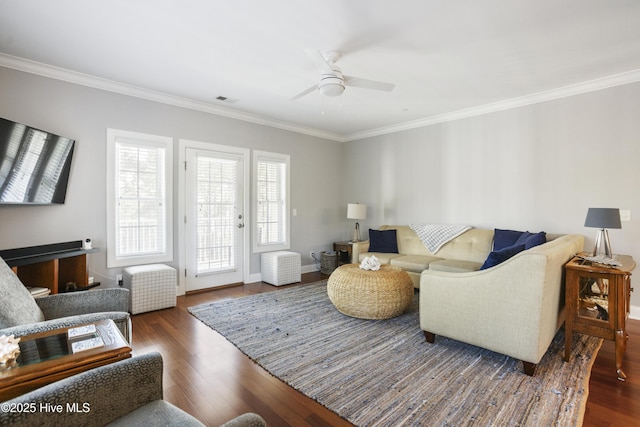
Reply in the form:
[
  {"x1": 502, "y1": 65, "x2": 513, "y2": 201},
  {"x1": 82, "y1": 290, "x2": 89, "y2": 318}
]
[
  {"x1": 0, "y1": 352, "x2": 267, "y2": 426},
  {"x1": 0, "y1": 256, "x2": 131, "y2": 342}
]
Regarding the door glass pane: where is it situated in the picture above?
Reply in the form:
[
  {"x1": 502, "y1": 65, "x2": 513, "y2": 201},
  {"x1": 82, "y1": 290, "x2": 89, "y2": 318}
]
[
  {"x1": 577, "y1": 276, "x2": 610, "y2": 323},
  {"x1": 195, "y1": 155, "x2": 237, "y2": 275}
]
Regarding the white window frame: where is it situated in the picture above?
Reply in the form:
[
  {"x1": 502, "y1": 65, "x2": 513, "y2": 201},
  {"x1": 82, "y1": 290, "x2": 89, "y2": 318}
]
[
  {"x1": 252, "y1": 150, "x2": 290, "y2": 253},
  {"x1": 106, "y1": 129, "x2": 173, "y2": 268}
]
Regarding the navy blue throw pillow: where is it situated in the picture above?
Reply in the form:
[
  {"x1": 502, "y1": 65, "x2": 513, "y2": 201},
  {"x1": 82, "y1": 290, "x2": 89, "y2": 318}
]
[
  {"x1": 493, "y1": 229, "x2": 525, "y2": 250},
  {"x1": 480, "y1": 244, "x2": 525, "y2": 270},
  {"x1": 514, "y1": 231, "x2": 546, "y2": 249},
  {"x1": 368, "y1": 229, "x2": 398, "y2": 253}
]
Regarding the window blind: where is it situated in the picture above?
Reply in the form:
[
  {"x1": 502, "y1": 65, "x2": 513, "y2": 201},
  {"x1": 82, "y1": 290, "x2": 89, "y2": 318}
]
[
  {"x1": 115, "y1": 142, "x2": 166, "y2": 257},
  {"x1": 195, "y1": 155, "x2": 237, "y2": 274},
  {"x1": 256, "y1": 157, "x2": 287, "y2": 247}
]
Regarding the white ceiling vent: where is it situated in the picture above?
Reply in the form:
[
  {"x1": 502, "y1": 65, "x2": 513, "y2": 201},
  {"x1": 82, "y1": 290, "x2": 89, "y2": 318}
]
[{"x1": 215, "y1": 95, "x2": 238, "y2": 104}]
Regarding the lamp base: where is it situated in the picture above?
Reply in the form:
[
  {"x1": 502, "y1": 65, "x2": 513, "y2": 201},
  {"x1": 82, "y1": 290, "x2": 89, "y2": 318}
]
[
  {"x1": 593, "y1": 228, "x2": 613, "y2": 258},
  {"x1": 352, "y1": 221, "x2": 361, "y2": 243}
]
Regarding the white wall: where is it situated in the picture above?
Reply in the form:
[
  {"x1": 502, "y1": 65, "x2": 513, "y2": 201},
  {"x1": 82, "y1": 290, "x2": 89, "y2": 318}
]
[
  {"x1": 0, "y1": 67, "x2": 345, "y2": 286},
  {"x1": 343, "y1": 81, "x2": 640, "y2": 311}
]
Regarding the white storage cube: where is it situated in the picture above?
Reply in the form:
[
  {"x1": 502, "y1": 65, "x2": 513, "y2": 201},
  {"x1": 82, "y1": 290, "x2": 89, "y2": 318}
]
[
  {"x1": 261, "y1": 251, "x2": 301, "y2": 286},
  {"x1": 123, "y1": 264, "x2": 177, "y2": 314}
]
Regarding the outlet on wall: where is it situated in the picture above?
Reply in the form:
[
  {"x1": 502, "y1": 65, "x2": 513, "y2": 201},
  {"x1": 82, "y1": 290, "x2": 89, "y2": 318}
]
[
  {"x1": 310, "y1": 251, "x2": 315, "y2": 259},
  {"x1": 116, "y1": 274, "x2": 123, "y2": 286}
]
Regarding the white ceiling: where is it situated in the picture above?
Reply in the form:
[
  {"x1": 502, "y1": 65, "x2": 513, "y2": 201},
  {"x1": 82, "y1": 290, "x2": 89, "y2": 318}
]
[{"x1": 1, "y1": 0, "x2": 640, "y2": 141}]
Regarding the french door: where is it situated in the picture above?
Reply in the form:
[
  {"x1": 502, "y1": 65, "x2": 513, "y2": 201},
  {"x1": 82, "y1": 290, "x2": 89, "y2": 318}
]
[{"x1": 185, "y1": 147, "x2": 245, "y2": 291}]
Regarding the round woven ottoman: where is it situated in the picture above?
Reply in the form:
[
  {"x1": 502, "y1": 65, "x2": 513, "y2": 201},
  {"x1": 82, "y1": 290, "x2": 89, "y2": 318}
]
[{"x1": 327, "y1": 264, "x2": 414, "y2": 319}]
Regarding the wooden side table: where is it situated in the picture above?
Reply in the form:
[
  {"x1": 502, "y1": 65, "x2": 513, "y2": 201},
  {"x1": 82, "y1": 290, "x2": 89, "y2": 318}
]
[
  {"x1": 0, "y1": 319, "x2": 131, "y2": 400},
  {"x1": 333, "y1": 241, "x2": 353, "y2": 265},
  {"x1": 564, "y1": 254, "x2": 635, "y2": 380}
]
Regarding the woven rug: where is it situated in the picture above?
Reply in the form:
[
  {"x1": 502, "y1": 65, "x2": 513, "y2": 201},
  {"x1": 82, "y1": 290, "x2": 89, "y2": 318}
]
[{"x1": 188, "y1": 281, "x2": 602, "y2": 426}]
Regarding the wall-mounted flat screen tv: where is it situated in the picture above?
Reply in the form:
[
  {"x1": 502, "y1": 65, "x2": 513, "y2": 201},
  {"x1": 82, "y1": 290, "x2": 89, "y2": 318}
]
[{"x1": 0, "y1": 117, "x2": 75, "y2": 205}]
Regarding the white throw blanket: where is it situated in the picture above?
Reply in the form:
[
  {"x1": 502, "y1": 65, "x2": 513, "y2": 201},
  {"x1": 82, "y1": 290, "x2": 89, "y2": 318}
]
[{"x1": 409, "y1": 223, "x2": 472, "y2": 253}]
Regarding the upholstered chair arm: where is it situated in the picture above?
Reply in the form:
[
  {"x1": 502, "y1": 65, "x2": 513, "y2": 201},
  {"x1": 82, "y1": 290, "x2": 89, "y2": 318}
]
[
  {"x1": 351, "y1": 240, "x2": 370, "y2": 263},
  {"x1": 0, "y1": 352, "x2": 170, "y2": 426},
  {"x1": 219, "y1": 413, "x2": 267, "y2": 427},
  {"x1": 36, "y1": 288, "x2": 129, "y2": 319},
  {"x1": 0, "y1": 312, "x2": 131, "y2": 343}
]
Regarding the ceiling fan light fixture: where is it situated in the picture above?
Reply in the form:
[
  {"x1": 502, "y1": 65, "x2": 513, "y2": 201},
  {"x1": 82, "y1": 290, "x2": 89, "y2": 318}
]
[
  {"x1": 292, "y1": 49, "x2": 395, "y2": 101},
  {"x1": 319, "y1": 83, "x2": 345, "y2": 97},
  {"x1": 318, "y1": 74, "x2": 345, "y2": 97}
]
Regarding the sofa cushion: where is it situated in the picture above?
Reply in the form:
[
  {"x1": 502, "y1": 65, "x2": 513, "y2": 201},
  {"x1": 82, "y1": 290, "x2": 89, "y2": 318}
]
[
  {"x1": 514, "y1": 231, "x2": 547, "y2": 249},
  {"x1": 436, "y1": 228, "x2": 494, "y2": 263},
  {"x1": 359, "y1": 252, "x2": 402, "y2": 264},
  {"x1": 0, "y1": 257, "x2": 45, "y2": 329},
  {"x1": 428, "y1": 259, "x2": 483, "y2": 273},
  {"x1": 390, "y1": 255, "x2": 443, "y2": 273},
  {"x1": 368, "y1": 229, "x2": 398, "y2": 253},
  {"x1": 493, "y1": 229, "x2": 525, "y2": 250},
  {"x1": 480, "y1": 244, "x2": 525, "y2": 270},
  {"x1": 379, "y1": 225, "x2": 431, "y2": 256}
]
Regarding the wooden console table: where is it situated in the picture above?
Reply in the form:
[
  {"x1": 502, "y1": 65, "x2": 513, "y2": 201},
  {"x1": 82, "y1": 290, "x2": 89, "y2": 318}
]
[
  {"x1": 564, "y1": 254, "x2": 635, "y2": 380},
  {"x1": 0, "y1": 241, "x2": 98, "y2": 294}
]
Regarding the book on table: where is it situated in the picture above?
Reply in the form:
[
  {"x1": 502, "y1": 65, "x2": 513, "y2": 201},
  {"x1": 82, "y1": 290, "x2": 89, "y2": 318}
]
[{"x1": 67, "y1": 324, "x2": 104, "y2": 353}]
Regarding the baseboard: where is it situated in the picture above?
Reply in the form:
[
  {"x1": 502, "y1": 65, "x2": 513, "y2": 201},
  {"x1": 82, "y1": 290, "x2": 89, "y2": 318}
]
[
  {"x1": 245, "y1": 263, "x2": 319, "y2": 284},
  {"x1": 630, "y1": 304, "x2": 640, "y2": 320},
  {"x1": 245, "y1": 272, "x2": 262, "y2": 284},
  {"x1": 302, "y1": 263, "x2": 320, "y2": 274}
]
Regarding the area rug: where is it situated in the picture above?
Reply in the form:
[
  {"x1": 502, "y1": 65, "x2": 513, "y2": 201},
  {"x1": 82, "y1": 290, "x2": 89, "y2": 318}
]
[{"x1": 188, "y1": 281, "x2": 602, "y2": 426}]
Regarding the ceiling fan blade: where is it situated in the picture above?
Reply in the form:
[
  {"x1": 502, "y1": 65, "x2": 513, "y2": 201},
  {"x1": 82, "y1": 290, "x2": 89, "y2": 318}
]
[
  {"x1": 344, "y1": 75, "x2": 395, "y2": 92},
  {"x1": 291, "y1": 84, "x2": 318, "y2": 101},
  {"x1": 304, "y1": 49, "x2": 335, "y2": 74}
]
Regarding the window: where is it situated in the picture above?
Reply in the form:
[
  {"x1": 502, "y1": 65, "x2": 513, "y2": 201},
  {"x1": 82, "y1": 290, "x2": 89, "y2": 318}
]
[
  {"x1": 252, "y1": 151, "x2": 289, "y2": 253},
  {"x1": 106, "y1": 129, "x2": 173, "y2": 268}
]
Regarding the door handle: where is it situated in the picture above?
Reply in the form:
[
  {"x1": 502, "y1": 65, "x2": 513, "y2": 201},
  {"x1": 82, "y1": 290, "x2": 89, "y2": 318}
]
[{"x1": 237, "y1": 223, "x2": 245, "y2": 228}]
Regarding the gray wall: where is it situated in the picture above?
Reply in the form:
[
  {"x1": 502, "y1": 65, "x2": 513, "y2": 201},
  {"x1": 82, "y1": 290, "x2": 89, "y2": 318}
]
[
  {"x1": 342, "y1": 81, "x2": 640, "y2": 311},
  {"x1": 0, "y1": 67, "x2": 345, "y2": 286},
  {"x1": 2, "y1": 66, "x2": 639, "y2": 312}
]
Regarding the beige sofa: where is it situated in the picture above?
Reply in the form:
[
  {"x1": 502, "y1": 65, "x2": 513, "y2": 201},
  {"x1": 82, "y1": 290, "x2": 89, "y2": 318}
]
[
  {"x1": 354, "y1": 225, "x2": 584, "y2": 375},
  {"x1": 353, "y1": 225, "x2": 496, "y2": 288}
]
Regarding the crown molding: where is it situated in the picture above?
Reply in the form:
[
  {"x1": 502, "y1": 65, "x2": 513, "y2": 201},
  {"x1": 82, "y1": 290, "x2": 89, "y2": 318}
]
[
  {"x1": 2, "y1": 53, "x2": 639, "y2": 144},
  {"x1": 344, "y1": 68, "x2": 640, "y2": 141},
  {"x1": 0, "y1": 53, "x2": 344, "y2": 142}
]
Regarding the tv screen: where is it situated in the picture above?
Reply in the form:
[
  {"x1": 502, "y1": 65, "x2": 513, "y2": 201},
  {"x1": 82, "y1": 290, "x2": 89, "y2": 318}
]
[{"x1": 0, "y1": 117, "x2": 75, "y2": 205}]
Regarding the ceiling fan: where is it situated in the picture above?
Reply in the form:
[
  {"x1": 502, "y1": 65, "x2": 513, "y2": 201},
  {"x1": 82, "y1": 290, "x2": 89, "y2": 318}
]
[{"x1": 292, "y1": 49, "x2": 395, "y2": 100}]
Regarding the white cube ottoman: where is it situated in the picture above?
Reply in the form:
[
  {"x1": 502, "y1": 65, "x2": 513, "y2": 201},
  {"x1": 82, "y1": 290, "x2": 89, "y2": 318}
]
[
  {"x1": 123, "y1": 264, "x2": 177, "y2": 314},
  {"x1": 261, "y1": 251, "x2": 301, "y2": 286}
]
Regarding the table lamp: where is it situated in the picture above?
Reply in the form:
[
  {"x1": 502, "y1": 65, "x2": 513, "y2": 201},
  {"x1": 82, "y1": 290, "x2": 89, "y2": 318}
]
[
  {"x1": 584, "y1": 208, "x2": 621, "y2": 258},
  {"x1": 347, "y1": 203, "x2": 367, "y2": 242}
]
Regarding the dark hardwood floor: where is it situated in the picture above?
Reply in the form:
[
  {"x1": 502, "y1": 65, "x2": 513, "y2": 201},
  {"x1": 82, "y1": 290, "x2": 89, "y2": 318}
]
[{"x1": 130, "y1": 272, "x2": 639, "y2": 426}]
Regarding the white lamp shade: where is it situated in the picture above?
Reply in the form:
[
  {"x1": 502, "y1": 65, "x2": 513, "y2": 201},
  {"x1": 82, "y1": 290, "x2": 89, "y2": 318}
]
[{"x1": 347, "y1": 203, "x2": 367, "y2": 220}]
